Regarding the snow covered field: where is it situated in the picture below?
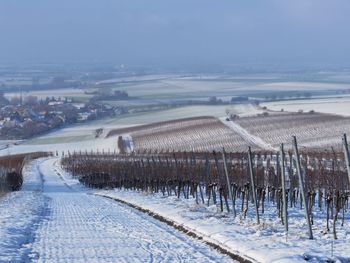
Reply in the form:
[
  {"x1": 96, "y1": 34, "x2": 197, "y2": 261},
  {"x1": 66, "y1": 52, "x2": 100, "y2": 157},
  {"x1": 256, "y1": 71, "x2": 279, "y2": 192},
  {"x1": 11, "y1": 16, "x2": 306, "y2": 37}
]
[
  {"x1": 0, "y1": 158, "x2": 233, "y2": 262},
  {"x1": 0, "y1": 103, "x2": 260, "y2": 155},
  {"x1": 263, "y1": 97, "x2": 350, "y2": 117},
  {"x1": 0, "y1": 136, "x2": 119, "y2": 157},
  {"x1": 119, "y1": 74, "x2": 350, "y2": 100},
  {"x1": 93, "y1": 104, "x2": 260, "y2": 127}
]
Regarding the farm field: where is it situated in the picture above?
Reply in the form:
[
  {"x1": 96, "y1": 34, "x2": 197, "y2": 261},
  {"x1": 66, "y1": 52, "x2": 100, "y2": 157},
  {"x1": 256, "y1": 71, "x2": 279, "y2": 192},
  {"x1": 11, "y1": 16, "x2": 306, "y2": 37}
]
[
  {"x1": 106, "y1": 111, "x2": 350, "y2": 153},
  {"x1": 235, "y1": 112, "x2": 350, "y2": 150},
  {"x1": 0, "y1": 103, "x2": 255, "y2": 155},
  {"x1": 94, "y1": 104, "x2": 261, "y2": 126},
  {"x1": 3, "y1": 103, "x2": 349, "y2": 157},
  {"x1": 108, "y1": 116, "x2": 258, "y2": 152},
  {"x1": 6, "y1": 73, "x2": 348, "y2": 103},
  {"x1": 95, "y1": 73, "x2": 350, "y2": 100},
  {"x1": 263, "y1": 97, "x2": 350, "y2": 117},
  {"x1": 16, "y1": 104, "x2": 258, "y2": 146}
]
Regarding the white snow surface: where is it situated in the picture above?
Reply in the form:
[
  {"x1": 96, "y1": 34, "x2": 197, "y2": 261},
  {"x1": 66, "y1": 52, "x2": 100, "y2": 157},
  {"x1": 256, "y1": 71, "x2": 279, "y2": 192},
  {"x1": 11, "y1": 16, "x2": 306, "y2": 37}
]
[
  {"x1": 0, "y1": 158, "x2": 233, "y2": 263},
  {"x1": 0, "y1": 136, "x2": 119, "y2": 157},
  {"x1": 220, "y1": 117, "x2": 277, "y2": 151},
  {"x1": 262, "y1": 97, "x2": 350, "y2": 117},
  {"x1": 98, "y1": 189, "x2": 350, "y2": 263},
  {"x1": 0, "y1": 160, "x2": 45, "y2": 262}
]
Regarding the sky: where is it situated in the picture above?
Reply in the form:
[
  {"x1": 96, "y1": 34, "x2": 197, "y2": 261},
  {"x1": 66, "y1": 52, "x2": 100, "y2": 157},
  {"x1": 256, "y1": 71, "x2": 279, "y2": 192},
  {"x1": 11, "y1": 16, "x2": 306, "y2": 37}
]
[{"x1": 0, "y1": 0, "x2": 350, "y2": 69}]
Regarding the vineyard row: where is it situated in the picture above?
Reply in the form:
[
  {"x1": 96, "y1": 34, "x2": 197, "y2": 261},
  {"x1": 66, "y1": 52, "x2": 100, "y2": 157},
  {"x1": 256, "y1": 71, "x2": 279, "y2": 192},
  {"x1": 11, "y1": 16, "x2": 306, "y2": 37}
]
[{"x1": 61, "y1": 135, "x2": 350, "y2": 240}]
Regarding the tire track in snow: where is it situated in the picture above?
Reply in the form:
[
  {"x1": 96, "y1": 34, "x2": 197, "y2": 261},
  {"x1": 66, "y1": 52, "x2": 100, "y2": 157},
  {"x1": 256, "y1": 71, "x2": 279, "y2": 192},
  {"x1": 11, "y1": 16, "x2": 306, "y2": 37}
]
[
  {"x1": 220, "y1": 118, "x2": 277, "y2": 151},
  {"x1": 97, "y1": 193, "x2": 254, "y2": 263},
  {"x1": 27, "y1": 159, "x2": 233, "y2": 263}
]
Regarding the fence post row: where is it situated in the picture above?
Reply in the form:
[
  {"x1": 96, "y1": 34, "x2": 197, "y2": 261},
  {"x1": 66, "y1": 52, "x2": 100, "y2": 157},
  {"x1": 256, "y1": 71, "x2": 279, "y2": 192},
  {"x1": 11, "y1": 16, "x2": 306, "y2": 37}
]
[{"x1": 292, "y1": 136, "x2": 313, "y2": 240}]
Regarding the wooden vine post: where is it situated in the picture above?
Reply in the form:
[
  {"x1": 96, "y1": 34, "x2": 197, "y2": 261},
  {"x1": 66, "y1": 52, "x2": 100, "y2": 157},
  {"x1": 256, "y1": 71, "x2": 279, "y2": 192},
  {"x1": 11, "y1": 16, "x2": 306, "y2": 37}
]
[
  {"x1": 280, "y1": 143, "x2": 288, "y2": 232},
  {"x1": 248, "y1": 146, "x2": 260, "y2": 224},
  {"x1": 343, "y1": 133, "x2": 350, "y2": 189},
  {"x1": 293, "y1": 136, "x2": 313, "y2": 239},
  {"x1": 213, "y1": 151, "x2": 230, "y2": 213},
  {"x1": 222, "y1": 148, "x2": 236, "y2": 217}
]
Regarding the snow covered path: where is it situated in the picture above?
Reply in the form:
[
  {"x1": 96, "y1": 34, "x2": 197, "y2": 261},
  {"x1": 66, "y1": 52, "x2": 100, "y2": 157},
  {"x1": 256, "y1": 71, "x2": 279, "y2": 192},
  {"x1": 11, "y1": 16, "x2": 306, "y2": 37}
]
[
  {"x1": 220, "y1": 118, "x2": 277, "y2": 151},
  {"x1": 0, "y1": 160, "x2": 46, "y2": 262},
  {"x1": 21, "y1": 158, "x2": 232, "y2": 263}
]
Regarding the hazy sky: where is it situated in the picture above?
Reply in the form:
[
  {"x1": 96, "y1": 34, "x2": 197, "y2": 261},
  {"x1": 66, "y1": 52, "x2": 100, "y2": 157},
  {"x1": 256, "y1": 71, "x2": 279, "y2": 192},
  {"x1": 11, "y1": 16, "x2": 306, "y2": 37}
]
[{"x1": 1, "y1": 0, "x2": 350, "y2": 68}]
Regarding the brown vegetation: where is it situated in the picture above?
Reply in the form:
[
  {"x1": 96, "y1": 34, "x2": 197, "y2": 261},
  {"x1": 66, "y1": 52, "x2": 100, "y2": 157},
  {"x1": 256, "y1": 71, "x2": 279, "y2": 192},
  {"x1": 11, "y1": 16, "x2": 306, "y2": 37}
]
[
  {"x1": 0, "y1": 152, "x2": 50, "y2": 194},
  {"x1": 62, "y1": 140, "x2": 350, "y2": 239}
]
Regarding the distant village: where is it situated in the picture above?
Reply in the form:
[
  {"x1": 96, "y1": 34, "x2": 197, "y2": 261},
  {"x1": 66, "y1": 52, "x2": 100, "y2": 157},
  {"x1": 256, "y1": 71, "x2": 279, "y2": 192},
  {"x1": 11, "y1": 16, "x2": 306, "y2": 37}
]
[{"x1": 0, "y1": 92, "x2": 126, "y2": 139}]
